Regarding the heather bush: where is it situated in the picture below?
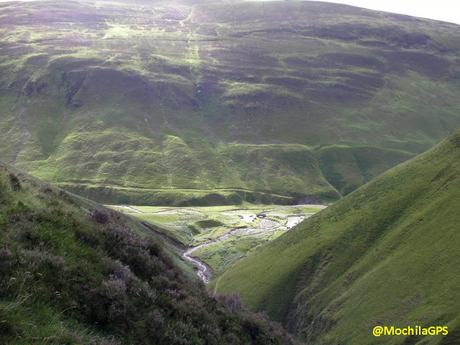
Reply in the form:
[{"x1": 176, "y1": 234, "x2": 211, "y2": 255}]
[
  {"x1": 92, "y1": 210, "x2": 109, "y2": 224},
  {"x1": 0, "y1": 247, "x2": 14, "y2": 298},
  {"x1": 8, "y1": 173, "x2": 21, "y2": 191},
  {"x1": 75, "y1": 226, "x2": 101, "y2": 247},
  {"x1": 99, "y1": 277, "x2": 128, "y2": 326},
  {"x1": 146, "y1": 309, "x2": 165, "y2": 332},
  {"x1": 216, "y1": 293, "x2": 242, "y2": 313},
  {"x1": 0, "y1": 168, "x2": 295, "y2": 345},
  {"x1": 19, "y1": 249, "x2": 65, "y2": 271},
  {"x1": 90, "y1": 339, "x2": 122, "y2": 345},
  {"x1": 106, "y1": 260, "x2": 134, "y2": 282},
  {"x1": 0, "y1": 246, "x2": 13, "y2": 262}
]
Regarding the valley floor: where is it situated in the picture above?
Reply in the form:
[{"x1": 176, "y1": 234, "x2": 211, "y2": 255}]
[{"x1": 109, "y1": 204, "x2": 326, "y2": 282}]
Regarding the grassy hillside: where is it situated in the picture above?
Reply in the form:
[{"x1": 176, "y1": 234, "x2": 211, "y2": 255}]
[
  {"x1": 214, "y1": 129, "x2": 460, "y2": 344},
  {"x1": 0, "y1": 163, "x2": 295, "y2": 345},
  {"x1": 1, "y1": 0, "x2": 460, "y2": 204}
]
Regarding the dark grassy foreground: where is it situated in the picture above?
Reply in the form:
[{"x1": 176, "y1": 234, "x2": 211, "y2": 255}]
[
  {"x1": 0, "y1": 164, "x2": 295, "y2": 345},
  {"x1": 214, "y1": 130, "x2": 460, "y2": 344},
  {"x1": 1, "y1": 0, "x2": 460, "y2": 204}
]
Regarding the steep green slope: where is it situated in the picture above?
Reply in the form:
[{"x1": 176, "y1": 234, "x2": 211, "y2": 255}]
[
  {"x1": 316, "y1": 145, "x2": 414, "y2": 195},
  {"x1": 0, "y1": 163, "x2": 295, "y2": 345},
  {"x1": 214, "y1": 130, "x2": 460, "y2": 344},
  {"x1": 1, "y1": 0, "x2": 460, "y2": 204}
]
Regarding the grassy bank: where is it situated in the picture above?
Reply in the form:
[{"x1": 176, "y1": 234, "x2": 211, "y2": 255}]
[{"x1": 214, "y1": 130, "x2": 460, "y2": 344}]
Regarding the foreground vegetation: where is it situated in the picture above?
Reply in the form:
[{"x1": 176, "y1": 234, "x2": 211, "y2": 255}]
[
  {"x1": 1, "y1": 0, "x2": 460, "y2": 204},
  {"x1": 215, "y1": 130, "x2": 460, "y2": 344},
  {"x1": 0, "y1": 163, "x2": 295, "y2": 345}
]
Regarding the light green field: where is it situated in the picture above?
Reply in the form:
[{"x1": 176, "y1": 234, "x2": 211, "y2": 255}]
[{"x1": 109, "y1": 204, "x2": 325, "y2": 275}]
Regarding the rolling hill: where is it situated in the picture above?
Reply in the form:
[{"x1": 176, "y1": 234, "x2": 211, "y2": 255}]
[
  {"x1": 214, "y1": 129, "x2": 460, "y2": 344},
  {"x1": 0, "y1": 162, "x2": 295, "y2": 345},
  {"x1": 1, "y1": 0, "x2": 460, "y2": 204}
]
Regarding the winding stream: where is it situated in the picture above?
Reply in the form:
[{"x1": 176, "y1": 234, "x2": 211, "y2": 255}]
[{"x1": 183, "y1": 215, "x2": 306, "y2": 284}]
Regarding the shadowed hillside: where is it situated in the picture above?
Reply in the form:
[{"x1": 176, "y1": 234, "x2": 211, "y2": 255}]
[
  {"x1": 1, "y1": 0, "x2": 460, "y2": 204},
  {"x1": 214, "y1": 129, "x2": 460, "y2": 344},
  {"x1": 0, "y1": 163, "x2": 295, "y2": 345}
]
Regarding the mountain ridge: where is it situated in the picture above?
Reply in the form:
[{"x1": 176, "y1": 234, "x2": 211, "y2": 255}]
[{"x1": 1, "y1": 0, "x2": 460, "y2": 204}]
